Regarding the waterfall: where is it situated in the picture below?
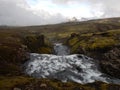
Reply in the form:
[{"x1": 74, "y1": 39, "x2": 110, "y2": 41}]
[
  {"x1": 24, "y1": 43, "x2": 120, "y2": 84},
  {"x1": 53, "y1": 43, "x2": 70, "y2": 55}
]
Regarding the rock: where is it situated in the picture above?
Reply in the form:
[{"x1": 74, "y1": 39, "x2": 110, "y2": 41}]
[
  {"x1": 37, "y1": 35, "x2": 45, "y2": 46},
  {"x1": 70, "y1": 33, "x2": 79, "y2": 38},
  {"x1": 13, "y1": 87, "x2": 21, "y2": 90},
  {"x1": 40, "y1": 83, "x2": 47, "y2": 88},
  {"x1": 24, "y1": 35, "x2": 52, "y2": 54},
  {"x1": 100, "y1": 47, "x2": 120, "y2": 78},
  {"x1": 77, "y1": 46, "x2": 86, "y2": 54}
]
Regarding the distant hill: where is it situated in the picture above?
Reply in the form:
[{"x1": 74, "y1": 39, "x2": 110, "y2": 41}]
[{"x1": 1, "y1": 17, "x2": 120, "y2": 39}]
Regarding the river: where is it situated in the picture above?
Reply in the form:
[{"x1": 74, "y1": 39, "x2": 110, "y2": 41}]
[{"x1": 24, "y1": 43, "x2": 120, "y2": 84}]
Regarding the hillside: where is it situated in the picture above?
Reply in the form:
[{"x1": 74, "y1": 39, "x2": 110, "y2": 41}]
[
  {"x1": 0, "y1": 17, "x2": 120, "y2": 90},
  {"x1": 1, "y1": 17, "x2": 120, "y2": 40}
]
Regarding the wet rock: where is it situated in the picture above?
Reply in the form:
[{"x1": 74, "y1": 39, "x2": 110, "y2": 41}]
[{"x1": 100, "y1": 47, "x2": 120, "y2": 79}]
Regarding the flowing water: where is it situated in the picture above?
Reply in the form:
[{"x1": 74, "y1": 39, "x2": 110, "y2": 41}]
[
  {"x1": 53, "y1": 43, "x2": 70, "y2": 55},
  {"x1": 24, "y1": 43, "x2": 120, "y2": 84}
]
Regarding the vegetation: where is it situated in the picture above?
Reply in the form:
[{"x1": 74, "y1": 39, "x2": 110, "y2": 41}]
[
  {"x1": 66, "y1": 29, "x2": 120, "y2": 53},
  {"x1": 0, "y1": 76, "x2": 33, "y2": 90},
  {"x1": 0, "y1": 17, "x2": 120, "y2": 89},
  {"x1": 0, "y1": 76, "x2": 120, "y2": 90},
  {"x1": 24, "y1": 35, "x2": 52, "y2": 53}
]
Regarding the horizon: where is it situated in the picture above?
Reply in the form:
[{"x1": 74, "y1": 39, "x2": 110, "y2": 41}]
[{"x1": 0, "y1": 17, "x2": 119, "y2": 27}]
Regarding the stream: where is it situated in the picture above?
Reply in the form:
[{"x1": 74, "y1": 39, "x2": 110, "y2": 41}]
[{"x1": 24, "y1": 43, "x2": 120, "y2": 84}]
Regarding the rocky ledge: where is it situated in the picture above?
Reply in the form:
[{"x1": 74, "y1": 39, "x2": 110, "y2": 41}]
[{"x1": 65, "y1": 31, "x2": 120, "y2": 79}]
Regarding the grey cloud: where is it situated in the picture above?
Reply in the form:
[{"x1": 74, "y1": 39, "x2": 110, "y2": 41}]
[
  {"x1": 52, "y1": 0, "x2": 120, "y2": 17},
  {"x1": 0, "y1": 0, "x2": 120, "y2": 26},
  {"x1": 0, "y1": 0, "x2": 66, "y2": 26}
]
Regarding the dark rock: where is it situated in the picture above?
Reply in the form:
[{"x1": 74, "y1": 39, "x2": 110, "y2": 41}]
[
  {"x1": 70, "y1": 33, "x2": 79, "y2": 38},
  {"x1": 77, "y1": 46, "x2": 86, "y2": 54},
  {"x1": 24, "y1": 35, "x2": 52, "y2": 54},
  {"x1": 100, "y1": 47, "x2": 120, "y2": 79},
  {"x1": 37, "y1": 35, "x2": 45, "y2": 46}
]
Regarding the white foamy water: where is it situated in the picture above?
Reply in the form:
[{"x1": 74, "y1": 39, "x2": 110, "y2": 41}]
[{"x1": 24, "y1": 43, "x2": 120, "y2": 84}]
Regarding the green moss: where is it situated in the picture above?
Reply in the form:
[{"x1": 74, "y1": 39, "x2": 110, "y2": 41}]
[
  {"x1": 37, "y1": 47, "x2": 52, "y2": 54},
  {"x1": 0, "y1": 76, "x2": 33, "y2": 90},
  {"x1": 0, "y1": 76, "x2": 120, "y2": 90},
  {"x1": 88, "y1": 37, "x2": 118, "y2": 50},
  {"x1": 81, "y1": 33, "x2": 93, "y2": 37},
  {"x1": 79, "y1": 37, "x2": 118, "y2": 50},
  {"x1": 41, "y1": 79, "x2": 93, "y2": 90},
  {"x1": 71, "y1": 42, "x2": 81, "y2": 53},
  {"x1": 107, "y1": 29, "x2": 120, "y2": 35},
  {"x1": 100, "y1": 83, "x2": 108, "y2": 90},
  {"x1": 24, "y1": 35, "x2": 39, "y2": 52},
  {"x1": 69, "y1": 33, "x2": 119, "y2": 53},
  {"x1": 68, "y1": 37, "x2": 79, "y2": 46},
  {"x1": 24, "y1": 35, "x2": 53, "y2": 54}
]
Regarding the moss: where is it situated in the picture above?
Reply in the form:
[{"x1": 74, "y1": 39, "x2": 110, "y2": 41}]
[
  {"x1": 24, "y1": 35, "x2": 53, "y2": 54},
  {"x1": 37, "y1": 47, "x2": 52, "y2": 54},
  {"x1": 69, "y1": 33, "x2": 119, "y2": 53},
  {"x1": 78, "y1": 37, "x2": 119, "y2": 51},
  {"x1": 0, "y1": 76, "x2": 120, "y2": 90},
  {"x1": 68, "y1": 37, "x2": 79, "y2": 46},
  {"x1": 71, "y1": 42, "x2": 81, "y2": 53},
  {"x1": 24, "y1": 35, "x2": 40, "y2": 52},
  {"x1": 81, "y1": 33, "x2": 93, "y2": 37},
  {"x1": 107, "y1": 29, "x2": 120, "y2": 35},
  {"x1": 0, "y1": 76, "x2": 33, "y2": 90},
  {"x1": 88, "y1": 37, "x2": 118, "y2": 50},
  {"x1": 43, "y1": 79, "x2": 98, "y2": 90},
  {"x1": 100, "y1": 83, "x2": 108, "y2": 90}
]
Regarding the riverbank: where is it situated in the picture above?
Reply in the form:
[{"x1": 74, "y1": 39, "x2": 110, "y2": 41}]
[{"x1": 65, "y1": 31, "x2": 120, "y2": 79}]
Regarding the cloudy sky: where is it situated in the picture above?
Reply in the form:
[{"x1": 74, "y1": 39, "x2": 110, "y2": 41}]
[{"x1": 0, "y1": 0, "x2": 120, "y2": 26}]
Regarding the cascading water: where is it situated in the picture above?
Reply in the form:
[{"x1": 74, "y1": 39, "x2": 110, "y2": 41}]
[
  {"x1": 53, "y1": 43, "x2": 70, "y2": 55},
  {"x1": 24, "y1": 43, "x2": 120, "y2": 84}
]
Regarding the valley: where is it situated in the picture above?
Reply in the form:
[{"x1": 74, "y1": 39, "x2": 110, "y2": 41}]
[{"x1": 0, "y1": 17, "x2": 120, "y2": 90}]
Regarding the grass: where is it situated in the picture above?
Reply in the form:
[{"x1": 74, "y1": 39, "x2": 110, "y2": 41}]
[{"x1": 0, "y1": 17, "x2": 120, "y2": 90}]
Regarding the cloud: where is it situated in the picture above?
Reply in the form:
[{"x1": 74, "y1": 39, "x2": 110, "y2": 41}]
[
  {"x1": 0, "y1": 0, "x2": 120, "y2": 26},
  {"x1": 0, "y1": 0, "x2": 66, "y2": 26},
  {"x1": 52, "y1": 0, "x2": 120, "y2": 17}
]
